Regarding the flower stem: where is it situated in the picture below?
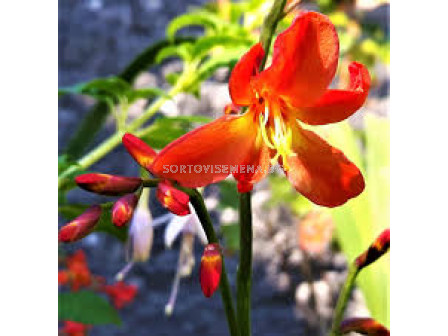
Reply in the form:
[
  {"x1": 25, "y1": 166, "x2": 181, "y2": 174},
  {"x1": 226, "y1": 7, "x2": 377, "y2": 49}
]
[
  {"x1": 329, "y1": 263, "x2": 360, "y2": 336},
  {"x1": 58, "y1": 73, "x2": 188, "y2": 190},
  {"x1": 188, "y1": 189, "x2": 239, "y2": 336},
  {"x1": 259, "y1": 0, "x2": 288, "y2": 70},
  {"x1": 237, "y1": 191, "x2": 253, "y2": 336}
]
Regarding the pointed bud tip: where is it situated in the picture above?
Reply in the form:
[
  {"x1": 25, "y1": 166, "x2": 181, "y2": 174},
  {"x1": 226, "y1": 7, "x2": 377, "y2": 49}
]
[
  {"x1": 122, "y1": 133, "x2": 157, "y2": 171},
  {"x1": 200, "y1": 243, "x2": 222, "y2": 298},
  {"x1": 58, "y1": 205, "x2": 102, "y2": 243},
  {"x1": 112, "y1": 194, "x2": 139, "y2": 227}
]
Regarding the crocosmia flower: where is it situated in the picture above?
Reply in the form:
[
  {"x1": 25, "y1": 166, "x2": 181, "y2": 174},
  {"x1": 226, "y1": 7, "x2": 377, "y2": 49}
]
[
  {"x1": 150, "y1": 11, "x2": 370, "y2": 207},
  {"x1": 103, "y1": 281, "x2": 138, "y2": 309},
  {"x1": 75, "y1": 173, "x2": 142, "y2": 196}
]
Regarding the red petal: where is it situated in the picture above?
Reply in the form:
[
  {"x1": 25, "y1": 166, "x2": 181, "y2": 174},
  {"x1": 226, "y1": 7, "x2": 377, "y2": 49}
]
[
  {"x1": 229, "y1": 43, "x2": 265, "y2": 106},
  {"x1": 292, "y1": 62, "x2": 371, "y2": 125},
  {"x1": 75, "y1": 173, "x2": 142, "y2": 196},
  {"x1": 284, "y1": 124, "x2": 364, "y2": 207},
  {"x1": 59, "y1": 205, "x2": 102, "y2": 243},
  {"x1": 254, "y1": 12, "x2": 339, "y2": 107},
  {"x1": 112, "y1": 194, "x2": 139, "y2": 227},
  {"x1": 122, "y1": 133, "x2": 157, "y2": 172},
  {"x1": 200, "y1": 243, "x2": 222, "y2": 298},
  {"x1": 156, "y1": 180, "x2": 190, "y2": 216},
  {"x1": 150, "y1": 111, "x2": 259, "y2": 188},
  {"x1": 340, "y1": 317, "x2": 390, "y2": 336},
  {"x1": 233, "y1": 132, "x2": 271, "y2": 192}
]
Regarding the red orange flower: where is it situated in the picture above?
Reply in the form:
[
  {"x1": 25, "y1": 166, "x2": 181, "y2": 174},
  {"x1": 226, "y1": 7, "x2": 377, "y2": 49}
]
[
  {"x1": 103, "y1": 281, "x2": 138, "y2": 309},
  {"x1": 60, "y1": 321, "x2": 90, "y2": 336},
  {"x1": 149, "y1": 11, "x2": 370, "y2": 207},
  {"x1": 122, "y1": 133, "x2": 191, "y2": 215},
  {"x1": 340, "y1": 317, "x2": 390, "y2": 336},
  {"x1": 355, "y1": 228, "x2": 390, "y2": 270},
  {"x1": 59, "y1": 250, "x2": 92, "y2": 291}
]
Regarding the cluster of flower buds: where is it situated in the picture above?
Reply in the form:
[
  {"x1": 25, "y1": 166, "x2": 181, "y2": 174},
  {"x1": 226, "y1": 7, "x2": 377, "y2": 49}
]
[
  {"x1": 355, "y1": 228, "x2": 390, "y2": 270},
  {"x1": 340, "y1": 317, "x2": 390, "y2": 336}
]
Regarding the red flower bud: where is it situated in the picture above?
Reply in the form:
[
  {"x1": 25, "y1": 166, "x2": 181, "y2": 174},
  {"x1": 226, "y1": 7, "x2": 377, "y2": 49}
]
[
  {"x1": 112, "y1": 193, "x2": 139, "y2": 227},
  {"x1": 60, "y1": 321, "x2": 90, "y2": 336},
  {"x1": 356, "y1": 228, "x2": 390, "y2": 270},
  {"x1": 200, "y1": 243, "x2": 222, "y2": 298},
  {"x1": 122, "y1": 133, "x2": 157, "y2": 171},
  {"x1": 156, "y1": 180, "x2": 190, "y2": 216},
  {"x1": 75, "y1": 173, "x2": 142, "y2": 196},
  {"x1": 340, "y1": 317, "x2": 390, "y2": 336},
  {"x1": 59, "y1": 205, "x2": 102, "y2": 243}
]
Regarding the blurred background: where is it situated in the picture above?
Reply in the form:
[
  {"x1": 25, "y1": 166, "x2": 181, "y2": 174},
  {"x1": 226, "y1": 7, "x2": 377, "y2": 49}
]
[{"x1": 58, "y1": 0, "x2": 389, "y2": 335}]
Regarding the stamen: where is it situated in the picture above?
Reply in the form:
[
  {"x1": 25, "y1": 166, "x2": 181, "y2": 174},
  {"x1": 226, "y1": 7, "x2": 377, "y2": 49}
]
[
  {"x1": 115, "y1": 261, "x2": 135, "y2": 282},
  {"x1": 259, "y1": 113, "x2": 275, "y2": 149}
]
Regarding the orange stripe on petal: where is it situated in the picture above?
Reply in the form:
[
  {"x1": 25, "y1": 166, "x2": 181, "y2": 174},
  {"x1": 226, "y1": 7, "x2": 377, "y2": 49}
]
[
  {"x1": 151, "y1": 111, "x2": 259, "y2": 188},
  {"x1": 284, "y1": 124, "x2": 364, "y2": 207},
  {"x1": 229, "y1": 43, "x2": 265, "y2": 106},
  {"x1": 292, "y1": 62, "x2": 371, "y2": 125},
  {"x1": 254, "y1": 11, "x2": 339, "y2": 107},
  {"x1": 233, "y1": 131, "x2": 271, "y2": 192},
  {"x1": 156, "y1": 180, "x2": 190, "y2": 216}
]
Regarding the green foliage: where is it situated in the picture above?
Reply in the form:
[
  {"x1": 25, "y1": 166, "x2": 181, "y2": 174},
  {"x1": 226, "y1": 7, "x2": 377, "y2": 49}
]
[
  {"x1": 58, "y1": 203, "x2": 128, "y2": 242},
  {"x1": 327, "y1": 115, "x2": 390, "y2": 327},
  {"x1": 167, "y1": 10, "x2": 222, "y2": 39},
  {"x1": 58, "y1": 290, "x2": 121, "y2": 326},
  {"x1": 221, "y1": 223, "x2": 240, "y2": 252},
  {"x1": 139, "y1": 115, "x2": 212, "y2": 149}
]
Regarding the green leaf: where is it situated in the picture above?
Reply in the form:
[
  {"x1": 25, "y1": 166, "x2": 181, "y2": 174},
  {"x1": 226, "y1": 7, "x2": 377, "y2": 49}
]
[
  {"x1": 167, "y1": 11, "x2": 222, "y2": 39},
  {"x1": 327, "y1": 118, "x2": 390, "y2": 327},
  {"x1": 58, "y1": 203, "x2": 128, "y2": 242},
  {"x1": 190, "y1": 34, "x2": 254, "y2": 60},
  {"x1": 139, "y1": 115, "x2": 212, "y2": 149},
  {"x1": 58, "y1": 290, "x2": 121, "y2": 326},
  {"x1": 63, "y1": 36, "x2": 195, "y2": 161},
  {"x1": 155, "y1": 43, "x2": 194, "y2": 64}
]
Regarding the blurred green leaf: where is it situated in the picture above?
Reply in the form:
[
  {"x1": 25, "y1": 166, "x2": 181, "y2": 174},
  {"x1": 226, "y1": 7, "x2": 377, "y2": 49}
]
[
  {"x1": 167, "y1": 11, "x2": 222, "y2": 39},
  {"x1": 155, "y1": 43, "x2": 194, "y2": 64},
  {"x1": 58, "y1": 290, "x2": 121, "y2": 326},
  {"x1": 139, "y1": 115, "x2": 212, "y2": 150},
  {"x1": 190, "y1": 34, "x2": 254, "y2": 60},
  {"x1": 327, "y1": 117, "x2": 389, "y2": 327},
  {"x1": 58, "y1": 203, "x2": 128, "y2": 242}
]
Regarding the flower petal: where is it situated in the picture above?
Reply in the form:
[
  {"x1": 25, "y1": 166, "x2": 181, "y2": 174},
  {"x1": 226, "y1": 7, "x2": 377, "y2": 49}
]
[
  {"x1": 284, "y1": 123, "x2": 364, "y2": 207},
  {"x1": 233, "y1": 131, "x2": 271, "y2": 192},
  {"x1": 229, "y1": 43, "x2": 265, "y2": 106},
  {"x1": 254, "y1": 11, "x2": 339, "y2": 107},
  {"x1": 122, "y1": 133, "x2": 157, "y2": 172},
  {"x1": 291, "y1": 62, "x2": 371, "y2": 125},
  {"x1": 156, "y1": 180, "x2": 191, "y2": 216},
  {"x1": 151, "y1": 111, "x2": 259, "y2": 188}
]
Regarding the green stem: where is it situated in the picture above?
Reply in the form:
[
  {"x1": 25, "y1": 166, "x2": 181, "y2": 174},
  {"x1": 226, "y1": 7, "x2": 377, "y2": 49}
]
[
  {"x1": 188, "y1": 189, "x2": 239, "y2": 336},
  {"x1": 329, "y1": 263, "x2": 359, "y2": 336},
  {"x1": 259, "y1": 0, "x2": 288, "y2": 70},
  {"x1": 237, "y1": 191, "x2": 253, "y2": 336},
  {"x1": 58, "y1": 76, "x2": 188, "y2": 190}
]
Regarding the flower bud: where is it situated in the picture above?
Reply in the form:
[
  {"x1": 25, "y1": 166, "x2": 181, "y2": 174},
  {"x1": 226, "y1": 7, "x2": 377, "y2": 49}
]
[
  {"x1": 112, "y1": 193, "x2": 139, "y2": 227},
  {"x1": 356, "y1": 228, "x2": 390, "y2": 270},
  {"x1": 59, "y1": 205, "x2": 102, "y2": 243},
  {"x1": 200, "y1": 243, "x2": 222, "y2": 298},
  {"x1": 75, "y1": 173, "x2": 142, "y2": 196},
  {"x1": 340, "y1": 317, "x2": 390, "y2": 336},
  {"x1": 223, "y1": 103, "x2": 241, "y2": 115},
  {"x1": 156, "y1": 180, "x2": 190, "y2": 216},
  {"x1": 122, "y1": 133, "x2": 157, "y2": 171}
]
